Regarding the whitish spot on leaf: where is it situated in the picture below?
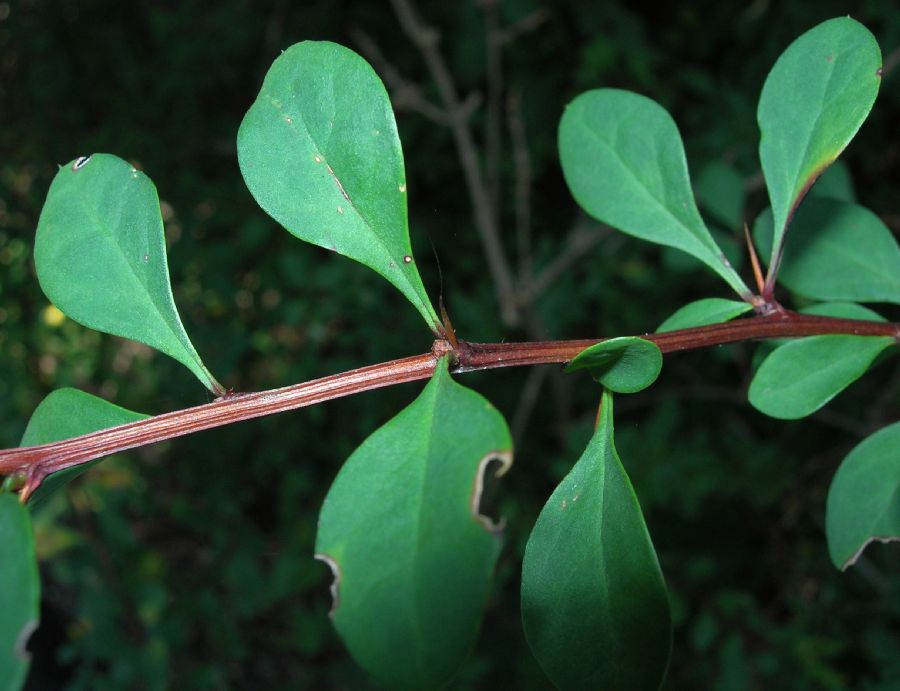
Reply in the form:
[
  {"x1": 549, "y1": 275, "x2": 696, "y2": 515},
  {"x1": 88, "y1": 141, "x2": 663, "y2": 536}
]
[
  {"x1": 471, "y1": 451, "x2": 514, "y2": 532},
  {"x1": 72, "y1": 156, "x2": 91, "y2": 171}
]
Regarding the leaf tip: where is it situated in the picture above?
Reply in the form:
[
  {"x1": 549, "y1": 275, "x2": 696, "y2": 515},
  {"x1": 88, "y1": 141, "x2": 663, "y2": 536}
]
[
  {"x1": 314, "y1": 553, "x2": 342, "y2": 618},
  {"x1": 471, "y1": 450, "x2": 513, "y2": 533}
]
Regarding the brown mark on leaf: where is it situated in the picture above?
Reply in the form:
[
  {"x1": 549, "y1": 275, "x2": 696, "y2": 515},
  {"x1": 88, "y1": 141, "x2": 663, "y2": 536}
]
[
  {"x1": 15, "y1": 620, "x2": 38, "y2": 661},
  {"x1": 325, "y1": 164, "x2": 352, "y2": 203},
  {"x1": 314, "y1": 553, "x2": 341, "y2": 617},
  {"x1": 825, "y1": 54, "x2": 834, "y2": 63},
  {"x1": 471, "y1": 450, "x2": 513, "y2": 533}
]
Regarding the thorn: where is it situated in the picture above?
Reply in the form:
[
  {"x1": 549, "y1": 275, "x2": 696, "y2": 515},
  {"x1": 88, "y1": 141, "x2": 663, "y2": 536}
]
[
  {"x1": 439, "y1": 295, "x2": 459, "y2": 351},
  {"x1": 744, "y1": 222, "x2": 765, "y2": 295}
]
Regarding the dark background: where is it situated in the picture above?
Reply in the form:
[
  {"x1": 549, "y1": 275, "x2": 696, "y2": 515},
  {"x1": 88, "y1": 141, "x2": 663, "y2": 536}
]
[{"x1": 2, "y1": 1, "x2": 900, "y2": 689}]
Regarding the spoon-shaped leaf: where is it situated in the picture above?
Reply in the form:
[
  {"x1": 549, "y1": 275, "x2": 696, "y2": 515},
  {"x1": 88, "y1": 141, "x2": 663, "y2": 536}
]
[
  {"x1": 749, "y1": 303, "x2": 894, "y2": 419},
  {"x1": 522, "y1": 390, "x2": 671, "y2": 691},
  {"x1": 753, "y1": 199, "x2": 900, "y2": 304},
  {"x1": 315, "y1": 358, "x2": 512, "y2": 689},
  {"x1": 566, "y1": 337, "x2": 662, "y2": 394},
  {"x1": 826, "y1": 421, "x2": 900, "y2": 570},
  {"x1": 35, "y1": 154, "x2": 223, "y2": 395},
  {"x1": 20, "y1": 389, "x2": 147, "y2": 509},
  {"x1": 559, "y1": 89, "x2": 749, "y2": 297},
  {"x1": 657, "y1": 298, "x2": 753, "y2": 332},
  {"x1": 0, "y1": 493, "x2": 40, "y2": 691},
  {"x1": 758, "y1": 17, "x2": 881, "y2": 285},
  {"x1": 238, "y1": 41, "x2": 440, "y2": 331}
]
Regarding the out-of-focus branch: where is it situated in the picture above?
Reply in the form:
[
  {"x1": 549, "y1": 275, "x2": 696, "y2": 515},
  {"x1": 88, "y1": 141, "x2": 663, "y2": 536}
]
[
  {"x1": 390, "y1": 0, "x2": 520, "y2": 326},
  {"x1": 350, "y1": 27, "x2": 451, "y2": 125},
  {"x1": 507, "y1": 87, "x2": 533, "y2": 294},
  {"x1": 496, "y1": 9, "x2": 550, "y2": 46},
  {"x1": 530, "y1": 221, "x2": 619, "y2": 300},
  {"x1": 480, "y1": 0, "x2": 503, "y2": 212}
]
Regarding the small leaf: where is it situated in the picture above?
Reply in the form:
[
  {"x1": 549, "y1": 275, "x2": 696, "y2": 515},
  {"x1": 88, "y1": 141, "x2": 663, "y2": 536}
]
[
  {"x1": 559, "y1": 89, "x2": 749, "y2": 297},
  {"x1": 826, "y1": 421, "x2": 900, "y2": 570},
  {"x1": 657, "y1": 298, "x2": 753, "y2": 332},
  {"x1": 695, "y1": 160, "x2": 745, "y2": 229},
  {"x1": 238, "y1": 41, "x2": 440, "y2": 330},
  {"x1": 566, "y1": 337, "x2": 662, "y2": 394},
  {"x1": 753, "y1": 199, "x2": 900, "y2": 304},
  {"x1": 522, "y1": 390, "x2": 671, "y2": 691},
  {"x1": 35, "y1": 154, "x2": 222, "y2": 394},
  {"x1": 315, "y1": 358, "x2": 512, "y2": 689},
  {"x1": 20, "y1": 389, "x2": 147, "y2": 508},
  {"x1": 749, "y1": 303, "x2": 894, "y2": 419},
  {"x1": 0, "y1": 494, "x2": 40, "y2": 691},
  {"x1": 758, "y1": 17, "x2": 881, "y2": 280}
]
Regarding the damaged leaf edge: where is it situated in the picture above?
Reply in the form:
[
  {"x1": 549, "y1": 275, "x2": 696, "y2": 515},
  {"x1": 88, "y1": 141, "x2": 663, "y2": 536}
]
[
  {"x1": 841, "y1": 534, "x2": 900, "y2": 571},
  {"x1": 471, "y1": 450, "x2": 514, "y2": 533},
  {"x1": 313, "y1": 553, "x2": 342, "y2": 618}
]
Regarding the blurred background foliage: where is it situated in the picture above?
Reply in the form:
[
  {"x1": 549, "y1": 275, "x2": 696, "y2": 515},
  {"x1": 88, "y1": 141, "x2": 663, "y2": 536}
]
[{"x1": 2, "y1": 1, "x2": 900, "y2": 689}]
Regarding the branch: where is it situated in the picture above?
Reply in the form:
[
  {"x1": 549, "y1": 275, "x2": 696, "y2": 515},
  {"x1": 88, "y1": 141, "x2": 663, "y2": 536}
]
[{"x1": 2, "y1": 311, "x2": 898, "y2": 500}]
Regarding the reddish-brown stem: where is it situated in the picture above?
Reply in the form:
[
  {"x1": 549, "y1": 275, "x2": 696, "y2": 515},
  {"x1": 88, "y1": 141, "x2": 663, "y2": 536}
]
[{"x1": 1, "y1": 311, "x2": 898, "y2": 501}]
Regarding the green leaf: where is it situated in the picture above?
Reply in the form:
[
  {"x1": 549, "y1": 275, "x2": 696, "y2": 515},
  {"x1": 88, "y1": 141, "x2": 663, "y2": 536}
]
[
  {"x1": 810, "y1": 159, "x2": 855, "y2": 202},
  {"x1": 0, "y1": 494, "x2": 40, "y2": 691},
  {"x1": 238, "y1": 41, "x2": 439, "y2": 330},
  {"x1": 695, "y1": 160, "x2": 745, "y2": 229},
  {"x1": 748, "y1": 303, "x2": 894, "y2": 419},
  {"x1": 752, "y1": 199, "x2": 900, "y2": 304},
  {"x1": 521, "y1": 390, "x2": 671, "y2": 691},
  {"x1": 566, "y1": 337, "x2": 662, "y2": 394},
  {"x1": 20, "y1": 389, "x2": 147, "y2": 508},
  {"x1": 34, "y1": 154, "x2": 222, "y2": 394},
  {"x1": 559, "y1": 89, "x2": 749, "y2": 297},
  {"x1": 758, "y1": 17, "x2": 881, "y2": 280},
  {"x1": 657, "y1": 298, "x2": 753, "y2": 332},
  {"x1": 315, "y1": 358, "x2": 512, "y2": 689},
  {"x1": 826, "y1": 421, "x2": 900, "y2": 570}
]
